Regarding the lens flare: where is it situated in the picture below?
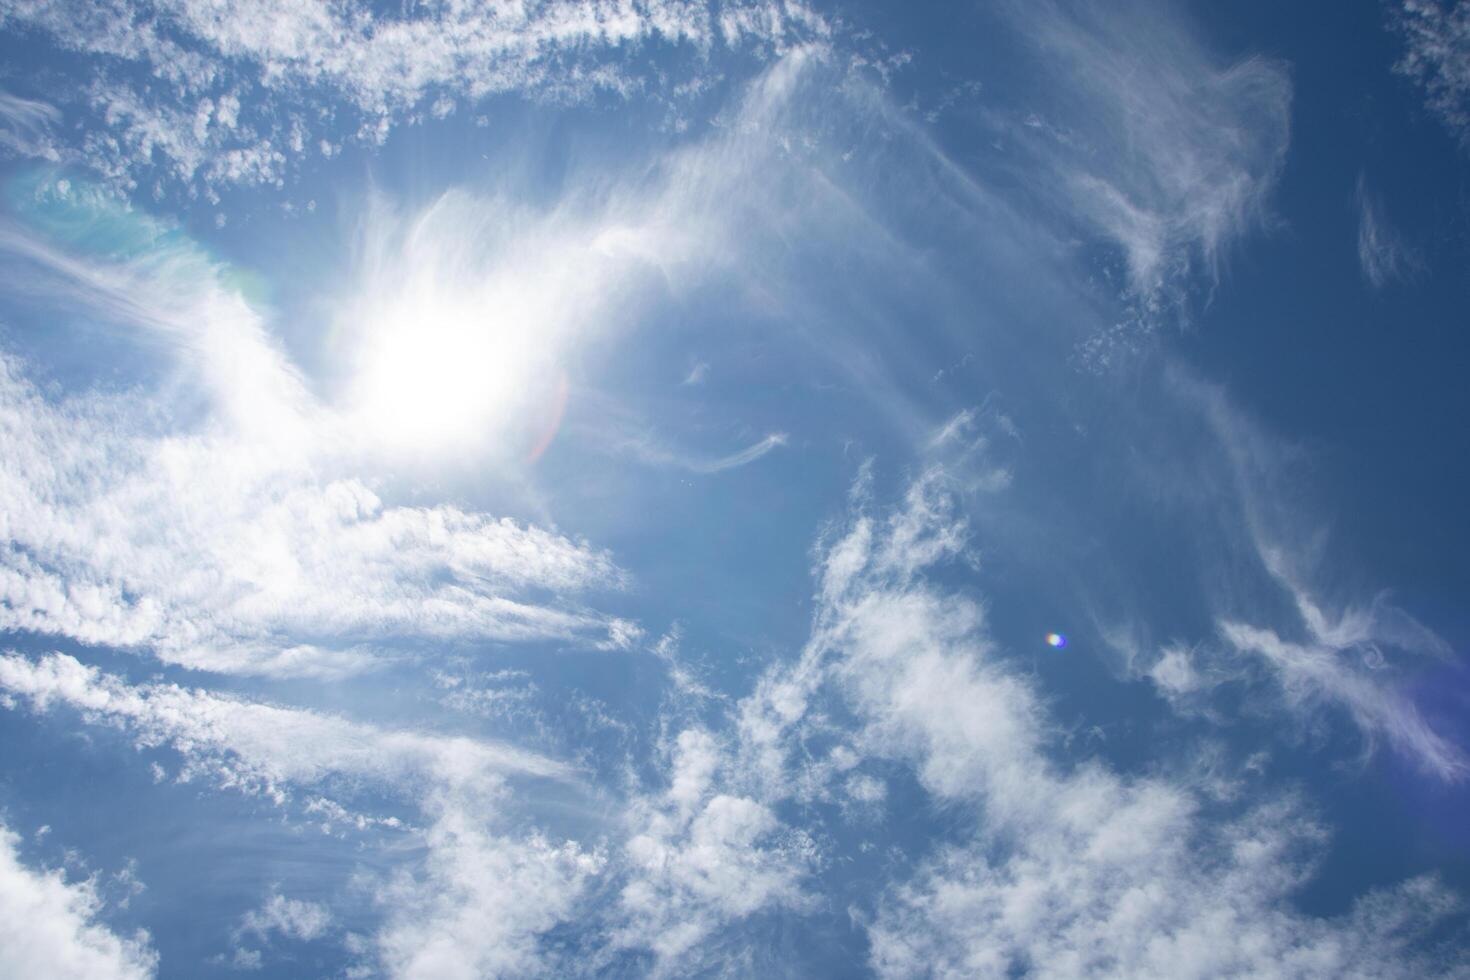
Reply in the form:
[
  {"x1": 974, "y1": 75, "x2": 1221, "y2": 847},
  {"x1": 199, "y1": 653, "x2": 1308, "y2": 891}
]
[{"x1": 1045, "y1": 632, "x2": 1068, "y2": 649}]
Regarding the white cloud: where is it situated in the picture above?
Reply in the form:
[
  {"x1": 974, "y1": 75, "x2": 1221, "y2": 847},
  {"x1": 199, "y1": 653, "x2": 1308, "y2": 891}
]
[
  {"x1": 0, "y1": 176, "x2": 637, "y2": 676},
  {"x1": 239, "y1": 892, "x2": 332, "y2": 943},
  {"x1": 870, "y1": 801, "x2": 1462, "y2": 979},
  {"x1": 0, "y1": 822, "x2": 158, "y2": 980},
  {"x1": 1356, "y1": 173, "x2": 1419, "y2": 288},
  {"x1": 374, "y1": 811, "x2": 602, "y2": 980},
  {"x1": 0, "y1": 352, "x2": 633, "y2": 675},
  {"x1": 1221, "y1": 620, "x2": 1467, "y2": 782},
  {"x1": 3, "y1": 0, "x2": 830, "y2": 194},
  {"x1": 1003, "y1": 0, "x2": 1290, "y2": 312},
  {"x1": 743, "y1": 469, "x2": 1468, "y2": 977},
  {"x1": 0, "y1": 650, "x2": 603, "y2": 979},
  {"x1": 592, "y1": 420, "x2": 789, "y2": 474},
  {"x1": 82, "y1": 82, "x2": 285, "y2": 191},
  {"x1": 1148, "y1": 643, "x2": 1211, "y2": 699},
  {"x1": 614, "y1": 727, "x2": 816, "y2": 972},
  {"x1": 692, "y1": 432, "x2": 788, "y2": 473},
  {"x1": 1181, "y1": 372, "x2": 1465, "y2": 781},
  {"x1": 0, "y1": 651, "x2": 570, "y2": 795},
  {"x1": 226, "y1": 947, "x2": 262, "y2": 970},
  {"x1": 1396, "y1": 0, "x2": 1470, "y2": 150},
  {"x1": 0, "y1": 90, "x2": 63, "y2": 161}
]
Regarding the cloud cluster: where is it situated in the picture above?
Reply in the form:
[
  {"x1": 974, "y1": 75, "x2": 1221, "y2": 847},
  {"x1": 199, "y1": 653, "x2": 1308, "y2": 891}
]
[
  {"x1": 0, "y1": 350, "x2": 633, "y2": 675},
  {"x1": 239, "y1": 892, "x2": 332, "y2": 944},
  {"x1": 0, "y1": 4, "x2": 1463, "y2": 975},
  {"x1": 0, "y1": 649, "x2": 605, "y2": 978},
  {"x1": 1396, "y1": 0, "x2": 1470, "y2": 150},
  {"x1": 614, "y1": 727, "x2": 817, "y2": 970},
  {"x1": 0, "y1": 822, "x2": 158, "y2": 980},
  {"x1": 0, "y1": 0, "x2": 830, "y2": 196},
  {"x1": 373, "y1": 814, "x2": 602, "y2": 980},
  {"x1": 0, "y1": 648, "x2": 821, "y2": 976},
  {"x1": 738, "y1": 469, "x2": 1467, "y2": 977},
  {"x1": 0, "y1": 174, "x2": 637, "y2": 677}
]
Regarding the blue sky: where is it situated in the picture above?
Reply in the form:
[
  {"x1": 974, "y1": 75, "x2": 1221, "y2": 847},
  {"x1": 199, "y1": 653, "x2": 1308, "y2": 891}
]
[{"x1": 1, "y1": 0, "x2": 1469, "y2": 977}]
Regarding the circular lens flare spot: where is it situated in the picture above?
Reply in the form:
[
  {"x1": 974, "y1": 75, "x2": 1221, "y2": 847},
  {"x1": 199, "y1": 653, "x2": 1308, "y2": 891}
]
[{"x1": 1045, "y1": 632, "x2": 1068, "y2": 649}]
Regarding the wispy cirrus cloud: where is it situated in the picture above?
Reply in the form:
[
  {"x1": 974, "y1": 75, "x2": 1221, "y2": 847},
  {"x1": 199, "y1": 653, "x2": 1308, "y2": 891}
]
[
  {"x1": 589, "y1": 420, "x2": 789, "y2": 475},
  {"x1": 991, "y1": 0, "x2": 1290, "y2": 329},
  {"x1": 1185, "y1": 370, "x2": 1465, "y2": 780},
  {"x1": 0, "y1": 0, "x2": 830, "y2": 196},
  {"x1": 693, "y1": 432, "x2": 789, "y2": 473},
  {"x1": 0, "y1": 650, "x2": 602, "y2": 979},
  {"x1": 1221, "y1": 619, "x2": 1466, "y2": 781},
  {"x1": 0, "y1": 90, "x2": 63, "y2": 162},
  {"x1": 0, "y1": 651, "x2": 572, "y2": 790},
  {"x1": 1357, "y1": 173, "x2": 1420, "y2": 288},
  {"x1": 1099, "y1": 365, "x2": 1466, "y2": 781}
]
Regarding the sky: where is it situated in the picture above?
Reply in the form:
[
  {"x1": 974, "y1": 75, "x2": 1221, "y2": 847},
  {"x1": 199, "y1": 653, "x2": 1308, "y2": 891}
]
[{"x1": 1, "y1": 0, "x2": 1470, "y2": 977}]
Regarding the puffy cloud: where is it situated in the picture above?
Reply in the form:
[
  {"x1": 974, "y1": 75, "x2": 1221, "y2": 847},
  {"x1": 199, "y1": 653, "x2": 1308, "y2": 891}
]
[
  {"x1": 238, "y1": 892, "x2": 332, "y2": 943},
  {"x1": 612, "y1": 727, "x2": 817, "y2": 972},
  {"x1": 745, "y1": 470, "x2": 1468, "y2": 977},
  {"x1": 870, "y1": 799, "x2": 1462, "y2": 979},
  {"x1": 372, "y1": 814, "x2": 601, "y2": 980},
  {"x1": 0, "y1": 822, "x2": 158, "y2": 980}
]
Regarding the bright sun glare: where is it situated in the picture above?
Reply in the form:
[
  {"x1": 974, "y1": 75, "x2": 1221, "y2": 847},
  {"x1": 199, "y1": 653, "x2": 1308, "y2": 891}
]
[{"x1": 349, "y1": 292, "x2": 549, "y2": 458}]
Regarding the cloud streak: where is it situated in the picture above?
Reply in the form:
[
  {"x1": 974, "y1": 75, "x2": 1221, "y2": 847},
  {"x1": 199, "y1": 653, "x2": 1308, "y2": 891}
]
[
  {"x1": 0, "y1": 650, "x2": 607, "y2": 979},
  {"x1": 1357, "y1": 174, "x2": 1419, "y2": 288},
  {"x1": 997, "y1": 0, "x2": 1290, "y2": 320},
  {"x1": 1221, "y1": 620, "x2": 1467, "y2": 782},
  {"x1": 0, "y1": 352, "x2": 635, "y2": 676}
]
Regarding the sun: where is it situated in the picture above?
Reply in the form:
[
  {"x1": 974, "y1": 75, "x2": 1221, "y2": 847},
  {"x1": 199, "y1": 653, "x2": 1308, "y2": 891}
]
[{"x1": 346, "y1": 288, "x2": 557, "y2": 460}]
